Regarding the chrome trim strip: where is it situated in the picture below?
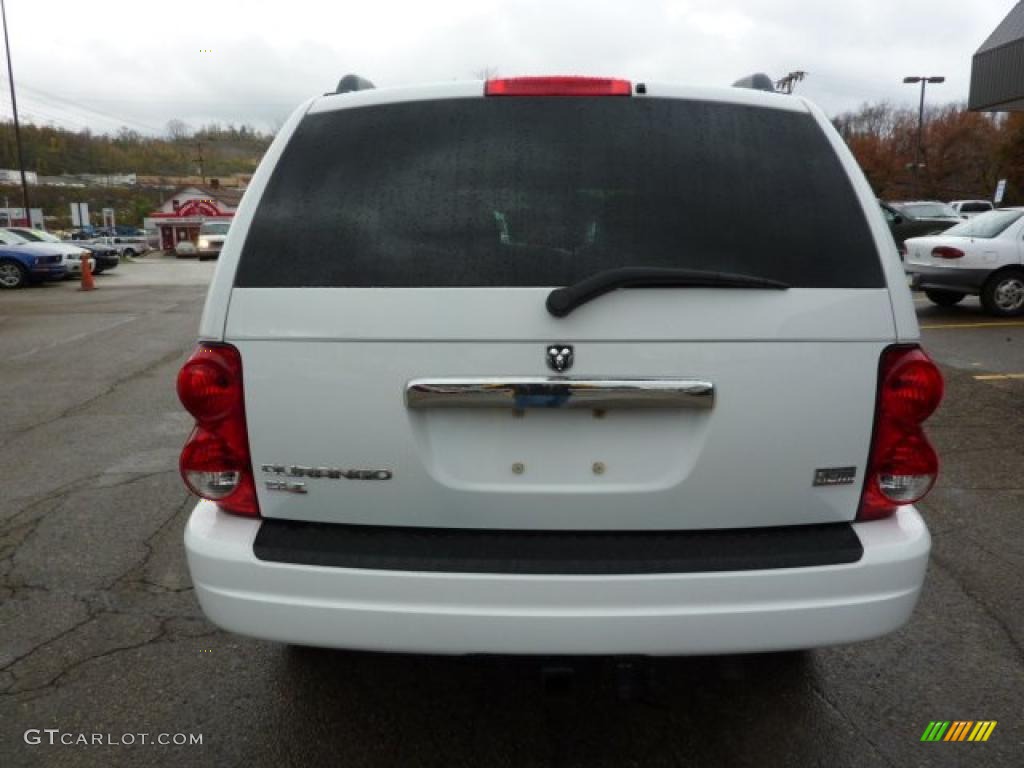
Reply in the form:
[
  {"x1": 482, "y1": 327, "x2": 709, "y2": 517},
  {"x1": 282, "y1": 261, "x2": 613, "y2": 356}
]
[{"x1": 405, "y1": 378, "x2": 715, "y2": 410}]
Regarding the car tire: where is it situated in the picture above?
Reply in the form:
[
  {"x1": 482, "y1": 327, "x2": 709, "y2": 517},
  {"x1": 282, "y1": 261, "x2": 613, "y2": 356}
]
[
  {"x1": 980, "y1": 269, "x2": 1024, "y2": 317},
  {"x1": 0, "y1": 259, "x2": 27, "y2": 289},
  {"x1": 122, "y1": 248, "x2": 136, "y2": 258},
  {"x1": 924, "y1": 289, "x2": 966, "y2": 307}
]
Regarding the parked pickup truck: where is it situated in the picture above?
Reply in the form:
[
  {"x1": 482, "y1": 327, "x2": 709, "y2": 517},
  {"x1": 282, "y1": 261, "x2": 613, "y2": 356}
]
[
  {"x1": 197, "y1": 221, "x2": 230, "y2": 261},
  {"x1": 179, "y1": 75, "x2": 943, "y2": 656},
  {"x1": 90, "y1": 235, "x2": 150, "y2": 259}
]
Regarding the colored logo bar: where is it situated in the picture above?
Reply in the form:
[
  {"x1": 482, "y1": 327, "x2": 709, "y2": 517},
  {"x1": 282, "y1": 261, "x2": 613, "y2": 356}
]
[{"x1": 921, "y1": 721, "x2": 997, "y2": 742}]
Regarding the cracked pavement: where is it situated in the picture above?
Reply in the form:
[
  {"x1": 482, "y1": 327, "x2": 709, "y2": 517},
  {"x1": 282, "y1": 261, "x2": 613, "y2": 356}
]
[{"x1": 1, "y1": 264, "x2": 1022, "y2": 767}]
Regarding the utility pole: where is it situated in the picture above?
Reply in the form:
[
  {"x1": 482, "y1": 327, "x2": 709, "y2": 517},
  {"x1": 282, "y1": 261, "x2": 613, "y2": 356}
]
[
  {"x1": 194, "y1": 141, "x2": 205, "y2": 184},
  {"x1": 903, "y1": 75, "x2": 944, "y2": 196},
  {"x1": 1, "y1": 0, "x2": 30, "y2": 216}
]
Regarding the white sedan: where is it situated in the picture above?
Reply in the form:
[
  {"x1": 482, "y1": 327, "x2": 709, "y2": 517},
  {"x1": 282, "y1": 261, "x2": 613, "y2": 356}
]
[
  {"x1": 174, "y1": 240, "x2": 198, "y2": 257},
  {"x1": 904, "y1": 207, "x2": 1024, "y2": 316}
]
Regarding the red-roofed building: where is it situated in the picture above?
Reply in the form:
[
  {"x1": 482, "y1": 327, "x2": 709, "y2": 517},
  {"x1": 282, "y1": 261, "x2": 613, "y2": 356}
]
[{"x1": 144, "y1": 183, "x2": 243, "y2": 250}]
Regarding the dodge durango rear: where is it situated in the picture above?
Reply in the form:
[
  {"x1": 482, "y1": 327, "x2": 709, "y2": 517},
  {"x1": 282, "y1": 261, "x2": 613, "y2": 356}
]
[{"x1": 180, "y1": 75, "x2": 941, "y2": 655}]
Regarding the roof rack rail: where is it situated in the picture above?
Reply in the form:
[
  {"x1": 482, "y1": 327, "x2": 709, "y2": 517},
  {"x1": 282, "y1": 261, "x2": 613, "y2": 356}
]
[
  {"x1": 335, "y1": 74, "x2": 376, "y2": 94},
  {"x1": 732, "y1": 73, "x2": 776, "y2": 93}
]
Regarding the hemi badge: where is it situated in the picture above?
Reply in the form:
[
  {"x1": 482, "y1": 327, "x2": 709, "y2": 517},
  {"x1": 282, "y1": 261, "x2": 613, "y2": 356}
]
[{"x1": 813, "y1": 467, "x2": 857, "y2": 487}]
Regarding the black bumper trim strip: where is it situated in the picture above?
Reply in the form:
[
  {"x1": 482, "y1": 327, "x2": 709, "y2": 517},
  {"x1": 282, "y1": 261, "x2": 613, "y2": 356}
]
[{"x1": 253, "y1": 519, "x2": 863, "y2": 575}]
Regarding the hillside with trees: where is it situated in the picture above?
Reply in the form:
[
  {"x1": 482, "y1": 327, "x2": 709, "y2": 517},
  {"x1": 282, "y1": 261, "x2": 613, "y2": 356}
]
[{"x1": 0, "y1": 120, "x2": 272, "y2": 178}]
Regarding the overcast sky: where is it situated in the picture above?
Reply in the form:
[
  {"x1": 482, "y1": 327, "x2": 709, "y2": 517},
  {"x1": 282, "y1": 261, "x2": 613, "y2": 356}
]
[{"x1": 0, "y1": 0, "x2": 1015, "y2": 135}]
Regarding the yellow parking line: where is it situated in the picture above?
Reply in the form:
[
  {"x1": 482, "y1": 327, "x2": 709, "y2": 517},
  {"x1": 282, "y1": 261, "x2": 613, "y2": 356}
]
[
  {"x1": 920, "y1": 321, "x2": 1024, "y2": 330},
  {"x1": 973, "y1": 373, "x2": 1024, "y2": 381}
]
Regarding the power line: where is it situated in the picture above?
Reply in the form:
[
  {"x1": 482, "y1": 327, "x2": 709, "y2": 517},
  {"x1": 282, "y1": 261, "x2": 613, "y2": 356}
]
[
  {"x1": 10, "y1": 109, "x2": 88, "y2": 132},
  {"x1": 0, "y1": 91, "x2": 92, "y2": 131},
  {"x1": 19, "y1": 82, "x2": 163, "y2": 134},
  {"x1": 0, "y1": 81, "x2": 113, "y2": 132}
]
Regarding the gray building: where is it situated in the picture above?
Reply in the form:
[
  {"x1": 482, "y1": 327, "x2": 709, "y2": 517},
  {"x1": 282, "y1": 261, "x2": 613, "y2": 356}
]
[{"x1": 970, "y1": 1, "x2": 1024, "y2": 111}]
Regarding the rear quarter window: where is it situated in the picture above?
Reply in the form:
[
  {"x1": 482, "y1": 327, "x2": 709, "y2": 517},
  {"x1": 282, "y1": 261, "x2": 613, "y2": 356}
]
[
  {"x1": 961, "y1": 202, "x2": 992, "y2": 213},
  {"x1": 236, "y1": 97, "x2": 884, "y2": 289}
]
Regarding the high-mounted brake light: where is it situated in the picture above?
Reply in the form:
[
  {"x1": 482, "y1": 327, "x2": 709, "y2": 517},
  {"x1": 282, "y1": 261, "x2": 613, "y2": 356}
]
[
  {"x1": 931, "y1": 246, "x2": 964, "y2": 259},
  {"x1": 177, "y1": 343, "x2": 259, "y2": 517},
  {"x1": 485, "y1": 76, "x2": 632, "y2": 97},
  {"x1": 858, "y1": 345, "x2": 943, "y2": 521}
]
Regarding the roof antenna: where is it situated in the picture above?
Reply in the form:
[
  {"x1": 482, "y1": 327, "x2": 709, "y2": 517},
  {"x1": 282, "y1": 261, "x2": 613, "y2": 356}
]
[
  {"x1": 775, "y1": 71, "x2": 807, "y2": 95},
  {"x1": 731, "y1": 73, "x2": 776, "y2": 93},
  {"x1": 335, "y1": 74, "x2": 375, "y2": 94}
]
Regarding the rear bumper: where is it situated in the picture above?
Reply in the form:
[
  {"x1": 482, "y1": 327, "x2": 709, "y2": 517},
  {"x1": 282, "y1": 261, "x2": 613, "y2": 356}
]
[
  {"x1": 906, "y1": 264, "x2": 991, "y2": 293},
  {"x1": 184, "y1": 502, "x2": 931, "y2": 655}
]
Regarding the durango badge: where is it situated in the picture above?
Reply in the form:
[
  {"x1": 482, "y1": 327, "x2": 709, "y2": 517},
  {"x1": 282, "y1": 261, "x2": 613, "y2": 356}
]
[{"x1": 261, "y1": 465, "x2": 393, "y2": 480}]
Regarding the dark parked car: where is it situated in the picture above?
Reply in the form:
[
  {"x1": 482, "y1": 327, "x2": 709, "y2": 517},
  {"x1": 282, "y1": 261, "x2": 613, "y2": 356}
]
[
  {"x1": 0, "y1": 245, "x2": 66, "y2": 288},
  {"x1": 6, "y1": 227, "x2": 119, "y2": 274},
  {"x1": 880, "y1": 201, "x2": 958, "y2": 257}
]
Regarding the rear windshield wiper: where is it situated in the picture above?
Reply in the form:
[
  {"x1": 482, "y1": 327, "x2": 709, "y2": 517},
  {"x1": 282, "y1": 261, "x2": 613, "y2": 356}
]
[{"x1": 546, "y1": 267, "x2": 790, "y2": 317}]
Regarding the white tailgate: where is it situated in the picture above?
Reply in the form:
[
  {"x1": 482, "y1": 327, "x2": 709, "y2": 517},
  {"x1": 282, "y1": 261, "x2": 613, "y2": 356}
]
[{"x1": 227, "y1": 288, "x2": 894, "y2": 530}]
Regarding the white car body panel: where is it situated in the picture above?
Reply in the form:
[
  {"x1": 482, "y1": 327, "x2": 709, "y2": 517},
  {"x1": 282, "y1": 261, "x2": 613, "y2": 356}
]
[
  {"x1": 58, "y1": 251, "x2": 93, "y2": 276},
  {"x1": 235, "y1": 335, "x2": 884, "y2": 530},
  {"x1": 225, "y1": 287, "x2": 895, "y2": 342},
  {"x1": 799, "y1": 99, "x2": 919, "y2": 341}
]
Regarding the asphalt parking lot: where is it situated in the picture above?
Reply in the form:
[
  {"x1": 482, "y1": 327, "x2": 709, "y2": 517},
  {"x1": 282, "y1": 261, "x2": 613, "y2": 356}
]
[{"x1": 1, "y1": 260, "x2": 1022, "y2": 767}]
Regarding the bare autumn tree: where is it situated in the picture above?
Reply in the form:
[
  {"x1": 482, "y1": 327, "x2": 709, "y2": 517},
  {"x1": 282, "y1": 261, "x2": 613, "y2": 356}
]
[
  {"x1": 165, "y1": 119, "x2": 192, "y2": 141},
  {"x1": 924, "y1": 105, "x2": 1001, "y2": 200},
  {"x1": 835, "y1": 101, "x2": 1007, "y2": 201},
  {"x1": 833, "y1": 102, "x2": 917, "y2": 197},
  {"x1": 996, "y1": 112, "x2": 1024, "y2": 204}
]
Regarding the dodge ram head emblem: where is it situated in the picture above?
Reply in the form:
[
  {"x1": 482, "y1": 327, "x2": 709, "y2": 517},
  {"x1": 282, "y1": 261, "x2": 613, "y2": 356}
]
[{"x1": 546, "y1": 344, "x2": 574, "y2": 372}]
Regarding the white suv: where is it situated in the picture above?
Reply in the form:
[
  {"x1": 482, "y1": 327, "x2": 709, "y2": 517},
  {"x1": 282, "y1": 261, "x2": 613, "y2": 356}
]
[
  {"x1": 950, "y1": 199, "x2": 994, "y2": 219},
  {"x1": 180, "y1": 76, "x2": 943, "y2": 655}
]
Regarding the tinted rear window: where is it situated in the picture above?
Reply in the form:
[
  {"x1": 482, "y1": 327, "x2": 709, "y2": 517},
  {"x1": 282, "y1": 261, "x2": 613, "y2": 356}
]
[
  {"x1": 901, "y1": 203, "x2": 958, "y2": 219},
  {"x1": 237, "y1": 97, "x2": 883, "y2": 288}
]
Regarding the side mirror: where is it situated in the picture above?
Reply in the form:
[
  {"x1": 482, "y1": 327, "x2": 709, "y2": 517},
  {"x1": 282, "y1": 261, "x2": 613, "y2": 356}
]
[{"x1": 892, "y1": 214, "x2": 904, "y2": 225}]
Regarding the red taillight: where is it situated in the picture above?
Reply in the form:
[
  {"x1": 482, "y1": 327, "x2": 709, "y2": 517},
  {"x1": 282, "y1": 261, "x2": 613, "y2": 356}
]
[
  {"x1": 931, "y1": 246, "x2": 964, "y2": 259},
  {"x1": 858, "y1": 345, "x2": 943, "y2": 521},
  {"x1": 177, "y1": 343, "x2": 259, "y2": 517},
  {"x1": 485, "y1": 76, "x2": 632, "y2": 97}
]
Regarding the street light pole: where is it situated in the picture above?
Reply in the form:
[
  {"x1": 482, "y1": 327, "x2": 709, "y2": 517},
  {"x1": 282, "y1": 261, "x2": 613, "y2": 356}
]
[
  {"x1": 0, "y1": 0, "x2": 30, "y2": 219},
  {"x1": 903, "y1": 75, "x2": 945, "y2": 197}
]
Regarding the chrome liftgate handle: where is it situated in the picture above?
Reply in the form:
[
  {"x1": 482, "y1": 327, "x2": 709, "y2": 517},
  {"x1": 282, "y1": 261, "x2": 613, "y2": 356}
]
[{"x1": 404, "y1": 378, "x2": 715, "y2": 410}]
